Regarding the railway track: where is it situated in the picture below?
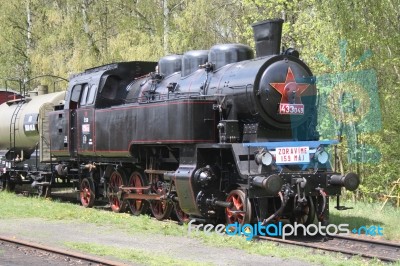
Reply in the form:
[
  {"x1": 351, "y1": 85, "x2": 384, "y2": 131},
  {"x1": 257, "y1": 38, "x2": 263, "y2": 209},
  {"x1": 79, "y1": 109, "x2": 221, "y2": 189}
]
[
  {"x1": 258, "y1": 234, "x2": 400, "y2": 262},
  {"x1": 8, "y1": 190, "x2": 400, "y2": 265},
  {"x1": 0, "y1": 235, "x2": 129, "y2": 266}
]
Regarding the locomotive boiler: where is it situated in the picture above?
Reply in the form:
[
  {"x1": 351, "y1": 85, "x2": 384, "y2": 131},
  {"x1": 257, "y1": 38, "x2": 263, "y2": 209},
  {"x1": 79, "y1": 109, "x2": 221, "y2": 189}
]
[{"x1": 0, "y1": 19, "x2": 359, "y2": 226}]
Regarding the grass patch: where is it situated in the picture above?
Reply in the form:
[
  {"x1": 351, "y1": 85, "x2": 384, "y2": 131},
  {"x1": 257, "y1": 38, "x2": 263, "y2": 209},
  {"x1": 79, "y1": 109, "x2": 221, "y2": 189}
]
[
  {"x1": 0, "y1": 192, "x2": 398, "y2": 266},
  {"x1": 0, "y1": 192, "x2": 187, "y2": 237},
  {"x1": 330, "y1": 200, "x2": 400, "y2": 241},
  {"x1": 65, "y1": 242, "x2": 208, "y2": 266}
]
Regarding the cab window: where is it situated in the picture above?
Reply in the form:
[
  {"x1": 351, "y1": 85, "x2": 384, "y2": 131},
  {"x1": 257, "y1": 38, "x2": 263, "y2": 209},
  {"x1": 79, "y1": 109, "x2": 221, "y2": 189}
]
[
  {"x1": 79, "y1": 84, "x2": 89, "y2": 106},
  {"x1": 87, "y1": 85, "x2": 97, "y2": 105}
]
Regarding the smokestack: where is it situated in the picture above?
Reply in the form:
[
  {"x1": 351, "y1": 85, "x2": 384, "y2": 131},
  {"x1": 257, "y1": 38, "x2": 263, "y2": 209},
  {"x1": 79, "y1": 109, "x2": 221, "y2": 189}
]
[
  {"x1": 251, "y1": 18, "x2": 284, "y2": 57},
  {"x1": 36, "y1": 85, "x2": 48, "y2": 95}
]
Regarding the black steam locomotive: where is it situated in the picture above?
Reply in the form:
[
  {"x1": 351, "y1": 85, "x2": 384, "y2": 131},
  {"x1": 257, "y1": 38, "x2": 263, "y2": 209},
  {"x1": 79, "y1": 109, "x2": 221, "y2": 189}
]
[{"x1": 0, "y1": 19, "x2": 359, "y2": 226}]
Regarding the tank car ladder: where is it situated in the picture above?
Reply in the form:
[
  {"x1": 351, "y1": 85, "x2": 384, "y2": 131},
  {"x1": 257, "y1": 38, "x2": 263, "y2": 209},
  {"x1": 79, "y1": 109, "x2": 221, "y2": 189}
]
[{"x1": 9, "y1": 100, "x2": 24, "y2": 167}]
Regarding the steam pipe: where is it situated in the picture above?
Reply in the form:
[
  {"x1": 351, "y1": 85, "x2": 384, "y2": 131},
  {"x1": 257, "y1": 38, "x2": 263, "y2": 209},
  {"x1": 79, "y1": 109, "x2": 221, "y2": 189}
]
[
  {"x1": 213, "y1": 200, "x2": 233, "y2": 208},
  {"x1": 262, "y1": 191, "x2": 286, "y2": 225},
  {"x1": 316, "y1": 187, "x2": 327, "y2": 221}
]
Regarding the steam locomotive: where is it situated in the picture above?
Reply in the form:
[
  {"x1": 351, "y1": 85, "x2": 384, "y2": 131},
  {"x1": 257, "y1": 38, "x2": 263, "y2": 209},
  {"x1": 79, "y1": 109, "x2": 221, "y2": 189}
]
[{"x1": 0, "y1": 19, "x2": 359, "y2": 226}]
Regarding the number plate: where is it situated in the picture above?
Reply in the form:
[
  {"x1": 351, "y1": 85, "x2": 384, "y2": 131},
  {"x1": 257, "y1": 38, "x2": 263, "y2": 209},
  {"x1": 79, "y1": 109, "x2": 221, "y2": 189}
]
[
  {"x1": 276, "y1": 146, "x2": 310, "y2": 164},
  {"x1": 279, "y1": 104, "x2": 304, "y2": 115}
]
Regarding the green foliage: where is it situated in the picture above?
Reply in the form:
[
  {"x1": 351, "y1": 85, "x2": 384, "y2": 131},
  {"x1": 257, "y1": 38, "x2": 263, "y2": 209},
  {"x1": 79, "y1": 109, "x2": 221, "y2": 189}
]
[
  {"x1": 307, "y1": 1, "x2": 400, "y2": 201},
  {"x1": 169, "y1": 0, "x2": 249, "y2": 53}
]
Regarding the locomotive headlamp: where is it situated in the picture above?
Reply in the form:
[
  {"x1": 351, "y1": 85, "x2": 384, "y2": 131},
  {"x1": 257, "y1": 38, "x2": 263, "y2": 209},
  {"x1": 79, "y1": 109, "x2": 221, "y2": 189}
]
[
  {"x1": 314, "y1": 147, "x2": 329, "y2": 164},
  {"x1": 255, "y1": 151, "x2": 274, "y2": 166}
]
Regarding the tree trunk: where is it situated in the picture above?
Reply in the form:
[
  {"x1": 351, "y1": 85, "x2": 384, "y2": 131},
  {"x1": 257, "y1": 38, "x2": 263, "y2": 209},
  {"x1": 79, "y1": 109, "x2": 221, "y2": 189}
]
[
  {"x1": 25, "y1": 0, "x2": 32, "y2": 86},
  {"x1": 163, "y1": 0, "x2": 169, "y2": 55},
  {"x1": 81, "y1": 0, "x2": 100, "y2": 58}
]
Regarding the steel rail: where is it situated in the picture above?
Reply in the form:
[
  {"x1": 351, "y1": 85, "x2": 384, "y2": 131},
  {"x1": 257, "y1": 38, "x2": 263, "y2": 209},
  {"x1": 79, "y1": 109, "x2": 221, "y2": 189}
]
[
  {"x1": 257, "y1": 235, "x2": 400, "y2": 263},
  {"x1": 0, "y1": 235, "x2": 129, "y2": 266},
  {"x1": 333, "y1": 233, "x2": 400, "y2": 248}
]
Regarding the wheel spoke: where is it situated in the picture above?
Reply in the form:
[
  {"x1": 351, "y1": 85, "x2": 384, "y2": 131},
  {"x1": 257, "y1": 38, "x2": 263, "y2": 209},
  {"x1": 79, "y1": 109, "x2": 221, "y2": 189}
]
[
  {"x1": 232, "y1": 196, "x2": 238, "y2": 209},
  {"x1": 173, "y1": 200, "x2": 189, "y2": 223},
  {"x1": 135, "y1": 200, "x2": 141, "y2": 210}
]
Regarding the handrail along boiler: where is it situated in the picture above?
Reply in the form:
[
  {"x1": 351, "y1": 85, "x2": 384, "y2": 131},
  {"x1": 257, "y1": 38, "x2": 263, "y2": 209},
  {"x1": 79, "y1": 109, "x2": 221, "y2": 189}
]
[{"x1": 0, "y1": 19, "x2": 359, "y2": 226}]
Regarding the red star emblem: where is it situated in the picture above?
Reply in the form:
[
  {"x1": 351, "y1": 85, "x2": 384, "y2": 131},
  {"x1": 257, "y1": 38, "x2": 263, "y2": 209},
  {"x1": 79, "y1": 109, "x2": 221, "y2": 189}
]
[{"x1": 270, "y1": 67, "x2": 310, "y2": 105}]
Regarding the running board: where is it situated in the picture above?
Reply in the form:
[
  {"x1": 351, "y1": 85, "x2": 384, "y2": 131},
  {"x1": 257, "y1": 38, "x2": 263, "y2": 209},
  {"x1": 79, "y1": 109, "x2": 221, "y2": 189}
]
[
  {"x1": 144, "y1": 169, "x2": 175, "y2": 181},
  {"x1": 120, "y1": 185, "x2": 151, "y2": 191}
]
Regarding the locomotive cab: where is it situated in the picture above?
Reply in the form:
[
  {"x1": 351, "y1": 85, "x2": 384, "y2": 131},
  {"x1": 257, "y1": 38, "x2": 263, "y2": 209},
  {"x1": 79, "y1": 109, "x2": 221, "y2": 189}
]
[{"x1": 49, "y1": 61, "x2": 158, "y2": 158}]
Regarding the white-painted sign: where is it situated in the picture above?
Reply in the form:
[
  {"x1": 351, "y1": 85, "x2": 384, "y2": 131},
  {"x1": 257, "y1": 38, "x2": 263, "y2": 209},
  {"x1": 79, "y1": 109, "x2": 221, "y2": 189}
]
[{"x1": 276, "y1": 146, "x2": 310, "y2": 164}]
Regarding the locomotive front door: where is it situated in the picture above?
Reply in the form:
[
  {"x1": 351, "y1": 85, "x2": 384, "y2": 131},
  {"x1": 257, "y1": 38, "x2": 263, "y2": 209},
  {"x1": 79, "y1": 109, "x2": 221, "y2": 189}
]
[
  {"x1": 76, "y1": 107, "x2": 95, "y2": 156},
  {"x1": 68, "y1": 85, "x2": 82, "y2": 158},
  {"x1": 70, "y1": 109, "x2": 78, "y2": 157}
]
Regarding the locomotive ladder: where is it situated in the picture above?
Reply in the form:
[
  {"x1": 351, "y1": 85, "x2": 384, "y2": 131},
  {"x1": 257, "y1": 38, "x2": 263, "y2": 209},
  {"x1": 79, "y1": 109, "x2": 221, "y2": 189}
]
[
  {"x1": 39, "y1": 103, "x2": 54, "y2": 162},
  {"x1": 9, "y1": 100, "x2": 24, "y2": 166}
]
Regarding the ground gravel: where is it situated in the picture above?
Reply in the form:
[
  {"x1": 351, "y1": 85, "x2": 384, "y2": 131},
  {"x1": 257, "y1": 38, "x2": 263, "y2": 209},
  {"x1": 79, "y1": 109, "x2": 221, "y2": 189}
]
[
  {"x1": 0, "y1": 240, "x2": 93, "y2": 266},
  {"x1": 0, "y1": 218, "x2": 314, "y2": 265}
]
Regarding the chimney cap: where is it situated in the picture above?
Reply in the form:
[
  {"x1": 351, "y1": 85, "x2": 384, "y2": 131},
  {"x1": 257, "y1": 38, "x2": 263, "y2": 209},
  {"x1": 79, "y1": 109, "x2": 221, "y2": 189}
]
[{"x1": 251, "y1": 18, "x2": 284, "y2": 28}]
